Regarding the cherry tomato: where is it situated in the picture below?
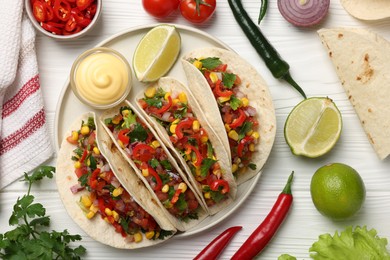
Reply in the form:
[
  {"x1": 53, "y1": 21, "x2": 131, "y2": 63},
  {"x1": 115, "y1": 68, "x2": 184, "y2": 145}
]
[
  {"x1": 33, "y1": 1, "x2": 47, "y2": 22},
  {"x1": 180, "y1": 0, "x2": 216, "y2": 23},
  {"x1": 142, "y1": 0, "x2": 180, "y2": 18}
]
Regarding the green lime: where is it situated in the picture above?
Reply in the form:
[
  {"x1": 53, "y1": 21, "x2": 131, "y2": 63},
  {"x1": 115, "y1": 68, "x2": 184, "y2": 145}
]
[
  {"x1": 310, "y1": 163, "x2": 366, "y2": 220},
  {"x1": 284, "y1": 97, "x2": 342, "y2": 158}
]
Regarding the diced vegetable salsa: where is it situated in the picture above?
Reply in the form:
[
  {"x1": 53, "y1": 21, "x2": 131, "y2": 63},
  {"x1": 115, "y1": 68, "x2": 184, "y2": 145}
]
[
  {"x1": 138, "y1": 88, "x2": 230, "y2": 207},
  {"x1": 103, "y1": 107, "x2": 200, "y2": 221},
  {"x1": 67, "y1": 117, "x2": 171, "y2": 242},
  {"x1": 189, "y1": 57, "x2": 260, "y2": 176}
]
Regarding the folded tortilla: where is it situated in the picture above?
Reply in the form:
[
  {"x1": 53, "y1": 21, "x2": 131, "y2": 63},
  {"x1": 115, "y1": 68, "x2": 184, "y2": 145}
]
[
  {"x1": 182, "y1": 47, "x2": 276, "y2": 184},
  {"x1": 56, "y1": 112, "x2": 176, "y2": 249},
  {"x1": 318, "y1": 28, "x2": 390, "y2": 160},
  {"x1": 135, "y1": 77, "x2": 237, "y2": 215},
  {"x1": 340, "y1": 0, "x2": 390, "y2": 21},
  {"x1": 100, "y1": 102, "x2": 208, "y2": 231}
]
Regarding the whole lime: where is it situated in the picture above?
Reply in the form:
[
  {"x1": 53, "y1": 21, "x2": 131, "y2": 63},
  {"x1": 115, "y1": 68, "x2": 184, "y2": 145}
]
[{"x1": 310, "y1": 163, "x2": 366, "y2": 220}]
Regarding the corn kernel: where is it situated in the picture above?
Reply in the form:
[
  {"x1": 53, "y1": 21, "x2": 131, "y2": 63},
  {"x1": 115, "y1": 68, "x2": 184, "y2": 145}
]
[
  {"x1": 195, "y1": 167, "x2": 202, "y2": 176},
  {"x1": 178, "y1": 182, "x2": 187, "y2": 193},
  {"x1": 118, "y1": 139, "x2": 125, "y2": 149},
  {"x1": 71, "y1": 131, "x2": 79, "y2": 141},
  {"x1": 204, "y1": 192, "x2": 211, "y2": 199},
  {"x1": 112, "y1": 187, "x2": 124, "y2": 197},
  {"x1": 80, "y1": 195, "x2": 92, "y2": 208},
  {"x1": 112, "y1": 210, "x2": 119, "y2": 222},
  {"x1": 145, "y1": 231, "x2": 155, "y2": 240},
  {"x1": 105, "y1": 208, "x2": 112, "y2": 216},
  {"x1": 164, "y1": 92, "x2": 171, "y2": 100},
  {"x1": 134, "y1": 233, "x2": 143, "y2": 243},
  {"x1": 241, "y1": 97, "x2": 249, "y2": 107},
  {"x1": 218, "y1": 96, "x2": 231, "y2": 103},
  {"x1": 122, "y1": 109, "x2": 130, "y2": 117},
  {"x1": 145, "y1": 86, "x2": 156, "y2": 98},
  {"x1": 86, "y1": 158, "x2": 90, "y2": 167},
  {"x1": 151, "y1": 140, "x2": 160, "y2": 148},
  {"x1": 170, "y1": 124, "x2": 177, "y2": 134},
  {"x1": 74, "y1": 161, "x2": 81, "y2": 169},
  {"x1": 192, "y1": 120, "x2": 200, "y2": 132},
  {"x1": 224, "y1": 123, "x2": 231, "y2": 132},
  {"x1": 249, "y1": 143, "x2": 255, "y2": 152},
  {"x1": 80, "y1": 125, "x2": 90, "y2": 135},
  {"x1": 209, "y1": 72, "x2": 219, "y2": 83},
  {"x1": 104, "y1": 217, "x2": 109, "y2": 223},
  {"x1": 93, "y1": 147, "x2": 100, "y2": 155},
  {"x1": 172, "y1": 98, "x2": 180, "y2": 105},
  {"x1": 232, "y1": 163, "x2": 238, "y2": 173},
  {"x1": 251, "y1": 132, "x2": 260, "y2": 139},
  {"x1": 213, "y1": 169, "x2": 221, "y2": 176},
  {"x1": 89, "y1": 204, "x2": 98, "y2": 213},
  {"x1": 86, "y1": 211, "x2": 96, "y2": 219},
  {"x1": 178, "y1": 92, "x2": 187, "y2": 103},
  {"x1": 193, "y1": 60, "x2": 202, "y2": 69},
  {"x1": 246, "y1": 130, "x2": 254, "y2": 136},
  {"x1": 142, "y1": 168, "x2": 149, "y2": 177},
  {"x1": 165, "y1": 201, "x2": 173, "y2": 209},
  {"x1": 200, "y1": 135, "x2": 208, "y2": 143},
  {"x1": 172, "y1": 118, "x2": 180, "y2": 124},
  {"x1": 228, "y1": 130, "x2": 239, "y2": 141},
  {"x1": 162, "y1": 184, "x2": 169, "y2": 193}
]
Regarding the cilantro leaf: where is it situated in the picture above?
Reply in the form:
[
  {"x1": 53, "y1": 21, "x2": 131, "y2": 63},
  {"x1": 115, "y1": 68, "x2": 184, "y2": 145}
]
[
  {"x1": 149, "y1": 158, "x2": 160, "y2": 169},
  {"x1": 201, "y1": 158, "x2": 217, "y2": 177},
  {"x1": 200, "y1": 57, "x2": 222, "y2": 70},
  {"x1": 248, "y1": 163, "x2": 257, "y2": 170},
  {"x1": 222, "y1": 73, "x2": 236, "y2": 88},
  {"x1": 160, "y1": 160, "x2": 172, "y2": 170},
  {"x1": 230, "y1": 95, "x2": 241, "y2": 111},
  {"x1": 238, "y1": 121, "x2": 253, "y2": 141},
  {"x1": 129, "y1": 123, "x2": 148, "y2": 143}
]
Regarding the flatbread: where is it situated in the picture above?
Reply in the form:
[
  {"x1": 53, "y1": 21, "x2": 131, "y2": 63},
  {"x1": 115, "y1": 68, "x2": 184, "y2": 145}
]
[
  {"x1": 56, "y1": 112, "x2": 175, "y2": 249},
  {"x1": 182, "y1": 47, "x2": 276, "y2": 184},
  {"x1": 340, "y1": 0, "x2": 390, "y2": 21},
  {"x1": 318, "y1": 28, "x2": 390, "y2": 160}
]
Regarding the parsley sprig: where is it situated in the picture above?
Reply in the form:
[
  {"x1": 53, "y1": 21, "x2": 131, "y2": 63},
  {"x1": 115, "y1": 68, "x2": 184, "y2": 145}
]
[{"x1": 0, "y1": 166, "x2": 86, "y2": 259}]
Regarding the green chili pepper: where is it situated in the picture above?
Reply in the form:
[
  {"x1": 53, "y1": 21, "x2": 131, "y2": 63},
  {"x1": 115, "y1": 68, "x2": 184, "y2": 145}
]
[
  {"x1": 258, "y1": 0, "x2": 268, "y2": 24},
  {"x1": 228, "y1": 0, "x2": 307, "y2": 99}
]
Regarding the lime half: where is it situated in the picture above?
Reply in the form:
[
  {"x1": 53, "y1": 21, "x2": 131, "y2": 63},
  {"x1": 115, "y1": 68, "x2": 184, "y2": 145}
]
[
  {"x1": 133, "y1": 24, "x2": 181, "y2": 82},
  {"x1": 284, "y1": 97, "x2": 342, "y2": 158}
]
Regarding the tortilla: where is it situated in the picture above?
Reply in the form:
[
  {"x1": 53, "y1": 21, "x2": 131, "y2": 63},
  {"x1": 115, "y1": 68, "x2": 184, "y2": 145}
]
[
  {"x1": 340, "y1": 0, "x2": 390, "y2": 21},
  {"x1": 56, "y1": 112, "x2": 176, "y2": 249},
  {"x1": 135, "y1": 77, "x2": 237, "y2": 215},
  {"x1": 318, "y1": 28, "x2": 390, "y2": 160},
  {"x1": 100, "y1": 102, "x2": 208, "y2": 231},
  {"x1": 182, "y1": 47, "x2": 276, "y2": 184}
]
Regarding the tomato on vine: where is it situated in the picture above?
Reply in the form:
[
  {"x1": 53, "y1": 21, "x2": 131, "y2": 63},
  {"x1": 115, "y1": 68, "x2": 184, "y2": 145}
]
[
  {"x1": 180, "y1": 0, "x2": 216, "y2": 23},
  {"x1": 142, "y1": 0, "x2": 180, "y2": 18}
]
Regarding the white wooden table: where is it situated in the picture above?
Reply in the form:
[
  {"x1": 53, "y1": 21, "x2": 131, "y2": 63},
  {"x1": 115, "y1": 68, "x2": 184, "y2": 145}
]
[{"x1": 2, "y1": 0, "x2": 390, "y2": 259}]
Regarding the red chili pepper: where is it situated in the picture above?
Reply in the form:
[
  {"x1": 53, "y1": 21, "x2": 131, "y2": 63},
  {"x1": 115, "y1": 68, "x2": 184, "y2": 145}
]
[
  {"x1": 194, "y1": 226, "x2": 242, "y2": 260},
  {"x1": 153, "y1": 95, "x2": 172, "y2": 114},
  {"x1": 229, "y1": 108, "x2": 247, "y2": 129},
  {"x1": 175, "y1": 118, "x2": 194, "y2": 140},
  {"x1": 132, "y1": 143, "x2": 155, "y2": 162},
  {"x1": 118, "y1": 129, "x2": 130, "y2": 146},
  {"x1": 237, "y1": 136, "x2": 254, "y2": 157},
  {"x1": 214, "y1": 80, "x2": 233, "y2": 98},
  {"x1": 209, "y1": 179, "x2": 230, "y2": 194},
  {"x1": 170, "y1": 188, "x2": 182, "y2": 204},
  {"x1": 185, "y1": 144, "x2": 203, "y2": 167},
  {"x1": 147, "y1": 166, "x2": 163, "y2": 191},
  {"x1": 231, "y1": 172, "x2": 294, "y2": 259},
  {"x1": 79, "y1": 148, "x2": 88, "y2": 163}
]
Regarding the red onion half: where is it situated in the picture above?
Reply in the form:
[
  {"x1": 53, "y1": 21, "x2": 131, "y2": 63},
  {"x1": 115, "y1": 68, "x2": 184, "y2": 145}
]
[{"x1": 278, "y1": 0, "x2": 330, "y2": 27}]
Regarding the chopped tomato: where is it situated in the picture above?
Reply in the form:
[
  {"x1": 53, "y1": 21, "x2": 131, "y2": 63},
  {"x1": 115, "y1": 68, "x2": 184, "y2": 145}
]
[
  {"x1": 88, "y1": 168, "x2": 101, "y2": 189},
  {"x1": 237, "y1": 136, "x2": 254, "y2": 157},
  {"x1": 75, "y1": 166, "x2": 87, "y2": 178},
  {"x1": 118, "y1": 129, "x2": 130, "y2": 146},
  {"x1": 132, "y1": 143, "x2": 155, "y2": 162}
]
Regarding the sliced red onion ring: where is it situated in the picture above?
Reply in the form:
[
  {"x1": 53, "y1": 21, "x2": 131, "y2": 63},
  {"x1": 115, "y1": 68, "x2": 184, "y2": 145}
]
[{"x1": 278, "y1": 0, "x2": 330, "y2": 27}]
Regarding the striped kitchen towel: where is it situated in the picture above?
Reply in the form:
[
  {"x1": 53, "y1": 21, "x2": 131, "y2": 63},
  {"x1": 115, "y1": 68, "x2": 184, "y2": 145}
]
[{"x1": 0, "y1": 1, "x2": 54, "y2": 189}]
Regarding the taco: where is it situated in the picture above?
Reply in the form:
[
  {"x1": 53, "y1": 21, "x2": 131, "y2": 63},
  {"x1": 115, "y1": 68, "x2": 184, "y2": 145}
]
[
  {"x1": 56, "y1": 112, "x2": 176, "y2": 249},
  {"x1": 318, "y1": 27, "x2": 390, "y2": 160},
  {"x1": 136, "y1": 77, "x2": 237, "y2": 215},
  {"x1": 100, "y1": 102, "x2": 208, "y2": 231},
  {"x1": 181, "y1": 47, "x2": 276, "y2": 185}
]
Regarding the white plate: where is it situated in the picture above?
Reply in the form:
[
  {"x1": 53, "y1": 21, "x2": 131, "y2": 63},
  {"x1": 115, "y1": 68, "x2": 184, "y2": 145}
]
[{"x1": 54, "y1": 23, "x2": 262, "y2": 238}]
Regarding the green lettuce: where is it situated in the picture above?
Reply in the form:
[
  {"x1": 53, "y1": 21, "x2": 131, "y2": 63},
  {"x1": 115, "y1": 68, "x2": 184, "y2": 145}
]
[{"x1": 279, "y1": 226, "x2": 390, "y2": 260}]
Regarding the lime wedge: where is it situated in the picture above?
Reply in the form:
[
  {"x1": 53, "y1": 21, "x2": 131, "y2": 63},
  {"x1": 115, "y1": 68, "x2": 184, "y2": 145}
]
[
  {"x1": 133, "y1": 25, "x2": 181, "y2": 82},
  {"x1": 284, "y1": 97, "x2": 342, "y2": 158}
]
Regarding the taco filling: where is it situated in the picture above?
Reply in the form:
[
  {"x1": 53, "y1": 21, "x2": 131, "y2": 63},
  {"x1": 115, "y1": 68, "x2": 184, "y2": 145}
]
[
  {"x1": 67, "y1": 116, "x2": 171, "y2": 243},
  {"x1": 138, "y1": 87, "x2": 230, "y2": 207},
  {"x1": 103, "y1": 106, "x2": 201, "y2": 221},
  {"x1": 187, "y1": 57, "x2": 260, "y2": 177}
]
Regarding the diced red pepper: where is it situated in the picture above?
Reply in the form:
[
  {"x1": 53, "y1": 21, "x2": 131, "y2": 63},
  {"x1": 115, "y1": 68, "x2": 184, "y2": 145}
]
[
  {"x1": 132, "y1": 143, "x2": 155, "y2": 162},
  {"x1": 147, "y1": 166, "x2": 163, "y2": 191},
  {"x1": 185, "y1": 144, "x2": 203, "y2": 167},
  {"x1": 237, "y1": 136, "x2": 254, "y2": 157},
  {"x1": 214, "y1": 80, "x2": 233, "y2": 98},
  {"x1": 229, "y1": 109, "x2": 247, "y2": 129},
  {"x1": 171, "y1": 188, "x2": 182, "y2": 204},
  {"x1": 79, "y1": 149, "x2": 88, "y2": 163},
  {"x1": 74, "y1": 166, "x2": 87, "y2": 178},
  {"x1": 89, "y1": 168, "x2": 101, "y2": 189},
  {"x1": 153, "y1": 95, "x2": 172, "y2": 114},
  {"x1": 175, "y1": 118, "x2": 194, "y2": 140},
  {"x1": 118, "y1": 129, "x2": 130, "y2": 146},
  {"x1": 209, "y1": 179, "x2": 230, "y2": 194}
]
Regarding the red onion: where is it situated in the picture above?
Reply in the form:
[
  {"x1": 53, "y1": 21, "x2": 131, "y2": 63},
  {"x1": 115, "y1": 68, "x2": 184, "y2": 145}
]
[
  {"x1": 277, "y1": 0, "x2": 330, "y2": 27},
  {"x1": 70, "y1": 183, "x2": 85, "y2": 194},
  {"x1": 161, "y1": 111, "x2": 171, "y2": 121}
]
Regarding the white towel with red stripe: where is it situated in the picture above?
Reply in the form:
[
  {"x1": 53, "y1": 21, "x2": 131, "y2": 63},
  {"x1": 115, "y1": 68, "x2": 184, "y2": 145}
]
[{"x1": 0, "y1": 0, "x2": 54, "y2": 189}]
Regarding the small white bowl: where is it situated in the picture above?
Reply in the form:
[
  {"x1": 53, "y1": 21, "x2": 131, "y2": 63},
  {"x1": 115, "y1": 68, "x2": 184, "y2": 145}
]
[{"x1": 25, "y1": 0, "x2": 102, "y2": 40}]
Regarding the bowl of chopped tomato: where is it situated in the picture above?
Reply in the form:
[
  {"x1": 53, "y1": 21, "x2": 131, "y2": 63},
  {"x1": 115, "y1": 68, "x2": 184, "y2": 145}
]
[{"x1": 25, "y1": 0, "x2": 102, "y2": 39}]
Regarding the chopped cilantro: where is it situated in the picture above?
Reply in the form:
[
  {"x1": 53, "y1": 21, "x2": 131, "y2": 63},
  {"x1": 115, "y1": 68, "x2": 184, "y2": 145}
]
[
  {"x1": 201, "y1": 158, "x2": 217, "y2": 177},
  {"x1": 230, "y1": 95, "x2": 241, "y2": 110},
  {"x1": 88, "y1": 155, "x2": 97, "y2": 170},
  {"x1": 160, "y1": 173, "x2": 171, "y2": 185},
  {"x1": 86, "y1": 117, "x2": 96, "y2": 129},
  {"x1": 173, "y1": 105, "x2": 188, "y2": 119},
  {"x1": 160, "y1": 160, "x2": 172, "y2": 170},
  {"x1": 158, "y1": 230, "x2": 174, "y2": 240},
  {"x1": 248, "y1": 163, "x2": 257, "y2": 170},
  {"x1": 129, "y1": 123, "x2": 148, "y2": 142},
  {"x1": 238, "y1": 121, "x2": 253, "y2": 141},
  {"x1": 73, "y1": 148, "x2": 83, "y2": 158},
  {"x1": 200, "y1": 57, "x2": 221, "y2": 70},
  {"x1": 223, "y1": 73, "x2": 236, "y2": 88},
  {"x1": 176, "y1": 194, "x2": 188, "y2": 212},
  {"x1": 143, "y1": 88, "x2": 166, "y2": 108},
  {"x1": 149, "y1": 158, "x2": 160, "y2": 169},
  {"x1": 78, "y1": 173, "x2": 89, "y2": 187}
]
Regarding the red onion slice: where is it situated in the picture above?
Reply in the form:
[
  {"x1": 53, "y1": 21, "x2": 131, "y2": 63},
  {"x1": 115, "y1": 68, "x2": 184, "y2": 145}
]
[{"x1": 278, "y1": 0, "x2": 330, "y2": 27}]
